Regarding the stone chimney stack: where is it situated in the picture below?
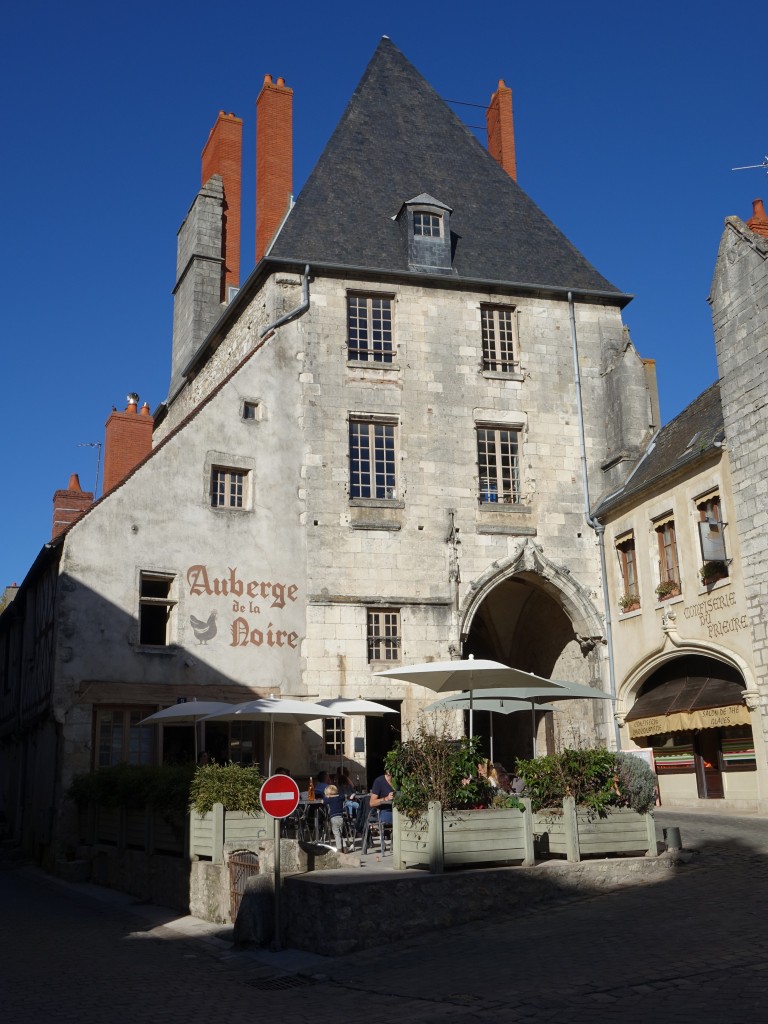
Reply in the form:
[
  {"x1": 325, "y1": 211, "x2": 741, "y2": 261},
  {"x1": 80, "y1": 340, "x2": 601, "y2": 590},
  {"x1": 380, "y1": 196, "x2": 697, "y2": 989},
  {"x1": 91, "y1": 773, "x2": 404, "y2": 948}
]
[
  {"x1": 747, "y1": 198, "x2": 768, "y2": 239},
  {"x1": 52, "y1": 473, "x2": 93, "y2": 538},
  {"x1": 256, "y1": 74, "x2": 293, "y2": 262},
  {"x1": 201, "y1": 111, "x2": 243, "y2": 300},
  {"x1": 486, "y1": 80, "x2": 517, "y2": 181},
  {"x1": 102, "y1": 395, "x2": 154, "y2": 494}
]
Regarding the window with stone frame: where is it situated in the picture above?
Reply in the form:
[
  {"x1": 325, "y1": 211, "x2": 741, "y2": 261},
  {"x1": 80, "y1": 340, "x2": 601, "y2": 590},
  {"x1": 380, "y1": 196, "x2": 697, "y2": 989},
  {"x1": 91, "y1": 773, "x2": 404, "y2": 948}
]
[
  {"x1": 349, "y1": 418, "x2": 397, "y2": 500},
  {"x1": 367, "y1": 608, "x2": 401, "y2": 662},
  {"x1": 615, "y1": 533, "x2": 640, "y2": 610},
  {"x1": 96, "y1": 707, "x2": 155, "y2": 767},
  {"x1": 138, "y1": 572, "x2": 176, "y2": 646},
  {"x1": 696, "y1": 492, "x2": 729, "y2": 581},
  {"x1": 413, "y1": 211, "x2": 442, "y2": 237},
  {"x1": 347, "y1": 294, "x2": 394, "y2": 363},
  {"x1": 654, "y1": 515, "x2": 681, "y2": 593},
  {"x1": 323, "y1": 717, "x2": 346, "y2": 757},
  {"x1": 210, "y1": 466, "x2": 247, "y2": 509},
  {"x1": 476, "y1": 425, "x2": 521, "y2": 504},
  {"x1": 481, "y1": 305, "x2": 519, "y2": 373}
]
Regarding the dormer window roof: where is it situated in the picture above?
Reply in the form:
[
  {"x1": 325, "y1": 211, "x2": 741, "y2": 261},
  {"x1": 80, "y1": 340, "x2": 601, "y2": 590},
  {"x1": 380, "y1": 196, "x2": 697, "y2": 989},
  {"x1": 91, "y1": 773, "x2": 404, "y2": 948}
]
[{"x1": 395, "y1": 194, "x2": 453, "y2": 273}]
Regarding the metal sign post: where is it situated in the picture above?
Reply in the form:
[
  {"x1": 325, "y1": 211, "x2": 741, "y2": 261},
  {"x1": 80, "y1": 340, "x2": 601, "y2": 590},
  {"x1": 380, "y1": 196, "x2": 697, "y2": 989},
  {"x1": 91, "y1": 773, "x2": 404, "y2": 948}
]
[{"x1": 259, "y1": 774, "x2": 300, "y2": 952}]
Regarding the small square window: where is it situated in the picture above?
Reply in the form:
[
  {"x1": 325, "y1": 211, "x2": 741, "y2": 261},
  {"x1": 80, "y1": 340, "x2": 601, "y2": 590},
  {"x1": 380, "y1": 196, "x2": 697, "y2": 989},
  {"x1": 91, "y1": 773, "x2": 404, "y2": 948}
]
[
  {"x1": 323, "y1": 718, "x2": 346, "y2": 757},
  {"x1": 210, "y1": 467, "x2": 247, "y2": 509},
  {"x1": 367, "y1": 608, "x2": 401, "y2": 662},
  {"x1": 413, "y1": 212, "x2": 442, "y2": 237},
  {"x1": 96, "y1": 707, "x2": 156, "y2": 767},
  {"x1": 242, "y1": 401, "x2": 260, "y2": 421}
]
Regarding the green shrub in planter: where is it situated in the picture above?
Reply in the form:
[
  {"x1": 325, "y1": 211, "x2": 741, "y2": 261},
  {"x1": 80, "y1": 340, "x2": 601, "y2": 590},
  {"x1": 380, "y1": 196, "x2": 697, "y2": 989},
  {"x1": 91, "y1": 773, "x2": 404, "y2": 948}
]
[
  {"x1": 515, "y1": 748, "x2": 657, "y2": 817},
  {"x1": 189, "y1": 761, "x2": 265, "y2": 815},
  {"x1": 68, "y1": 763, "x2": 195, "y2": 814},
  {"x1": 615, "y1": 752, "x2": 657, "y2": 814},
  {"x1": 385, "y1": 724, "x2": 493, "y2": 821}
]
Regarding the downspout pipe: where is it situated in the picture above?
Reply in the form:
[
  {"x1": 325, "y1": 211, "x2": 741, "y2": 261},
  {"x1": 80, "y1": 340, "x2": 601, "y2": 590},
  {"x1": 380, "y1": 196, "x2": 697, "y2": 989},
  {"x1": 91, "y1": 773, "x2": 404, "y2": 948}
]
[
  {"x1": 259, "y1": 264, "x2": 311, "y2": 339},
  {"x1": 568, "y1": 291, "x2": 622, "y2": 751}
]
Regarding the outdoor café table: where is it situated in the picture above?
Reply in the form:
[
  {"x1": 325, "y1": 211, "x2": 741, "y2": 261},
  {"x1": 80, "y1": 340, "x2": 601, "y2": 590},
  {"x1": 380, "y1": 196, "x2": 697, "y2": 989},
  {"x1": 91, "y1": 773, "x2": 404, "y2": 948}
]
[{"x1": 297, "y1": 799, "x2": 325, "y2": 842}]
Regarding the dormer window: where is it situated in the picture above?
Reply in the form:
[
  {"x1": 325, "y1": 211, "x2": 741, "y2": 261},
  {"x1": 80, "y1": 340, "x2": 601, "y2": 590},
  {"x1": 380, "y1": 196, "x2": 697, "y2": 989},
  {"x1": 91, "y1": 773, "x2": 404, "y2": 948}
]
[
  {"x1": 413, "y1": 212, "x2": 442, "y2": 238},
  {"x1": 396, "y1": 193, "x2": 453, "y2": 273}
]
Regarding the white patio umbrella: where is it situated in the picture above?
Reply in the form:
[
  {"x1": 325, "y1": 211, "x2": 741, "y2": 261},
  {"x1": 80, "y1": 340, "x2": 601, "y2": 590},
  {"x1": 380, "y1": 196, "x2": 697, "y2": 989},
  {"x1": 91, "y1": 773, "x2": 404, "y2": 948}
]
[
  {"x1": 376, "y1": 657, "x2": 612, "y2": 753},
  {"x1": 138, "y1": 701, "x2": 235, "y2": 762},
  {"x1": 203, "y1": 697, "x2": 348, "y2": 775},
  {"x1": 425, "y1": 695, "x2": 559, "y2": 762},
  {"x1": 317, "y1": 697, "x2": 398, "y2": 774},
  {"x1": 427, "y1": 681, "x2": 613, "y2": 755}
]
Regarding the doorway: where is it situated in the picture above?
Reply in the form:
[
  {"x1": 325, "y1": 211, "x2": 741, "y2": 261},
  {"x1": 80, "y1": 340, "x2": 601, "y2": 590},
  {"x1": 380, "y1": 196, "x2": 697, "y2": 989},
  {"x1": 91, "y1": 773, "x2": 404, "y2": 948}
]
[
  {"x1": 694, "y1": 729, "x2": 724, "y2": 799},
  {"x1": 364, "y1": 700, "x2": 401, "y2": 788}
]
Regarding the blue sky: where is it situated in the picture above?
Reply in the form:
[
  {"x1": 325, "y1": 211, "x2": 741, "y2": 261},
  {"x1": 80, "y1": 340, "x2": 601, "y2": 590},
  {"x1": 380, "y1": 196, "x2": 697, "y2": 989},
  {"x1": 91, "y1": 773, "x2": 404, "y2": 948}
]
[{"x1": 1, "y1": 0, "x2": 765, "y2": 586}]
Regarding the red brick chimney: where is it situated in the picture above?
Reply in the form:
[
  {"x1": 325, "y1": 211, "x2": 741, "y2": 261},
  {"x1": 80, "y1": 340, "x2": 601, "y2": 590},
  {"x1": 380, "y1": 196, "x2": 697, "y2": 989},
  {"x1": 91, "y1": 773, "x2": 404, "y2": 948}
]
[
  {"x1": 256, "y1": 74, "x2": 293, "y2": 263},
  {"x1": 486, "y1": 80, "x2": 517, "y2": 181},
  {"x1": 102, "y1": 394, "x2": 154, "y2": 494},
  {"x1": 201, "y1": 111, "x2": 243, "y2": 300},
  {"x1": 747, "y1": 198, "x2": 768, "y2": 239},
  {"x1": 52, "y1": 473, "x2": 94, "y2": 538}
]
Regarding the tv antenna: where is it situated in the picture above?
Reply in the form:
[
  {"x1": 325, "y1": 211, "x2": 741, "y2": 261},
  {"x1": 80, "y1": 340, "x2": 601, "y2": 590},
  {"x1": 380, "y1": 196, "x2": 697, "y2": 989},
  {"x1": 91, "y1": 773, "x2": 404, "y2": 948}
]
[
  {"x1": 732, "y1": 155, "x2": 768, "y2": 174},
  {"x1": 77, "y1": 441, "x2": 102, "y2": 498}
]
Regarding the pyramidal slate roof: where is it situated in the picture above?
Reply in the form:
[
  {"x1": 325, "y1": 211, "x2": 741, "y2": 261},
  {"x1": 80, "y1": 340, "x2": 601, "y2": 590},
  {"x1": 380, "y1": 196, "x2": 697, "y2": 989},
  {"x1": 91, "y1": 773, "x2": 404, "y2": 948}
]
[
  {"x1": 268, "y1": 38, "x2": 627, "y2": 300},
  {"x1": 595, "y1": 382, "x2": 724, "y2": 517}
]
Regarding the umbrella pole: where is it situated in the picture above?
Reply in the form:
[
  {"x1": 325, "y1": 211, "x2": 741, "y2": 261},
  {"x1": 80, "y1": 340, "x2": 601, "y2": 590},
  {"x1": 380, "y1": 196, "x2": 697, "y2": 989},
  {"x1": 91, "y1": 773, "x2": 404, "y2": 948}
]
[
  {"x1": 530, "y1": 703, "x2": 536, "y2": 757},
  {"x1": 490, "y1": 713, "x2": 494, "y2": 763},
  {"x1": 269, "y1": 718, "x2": 274, "y2": 776}
]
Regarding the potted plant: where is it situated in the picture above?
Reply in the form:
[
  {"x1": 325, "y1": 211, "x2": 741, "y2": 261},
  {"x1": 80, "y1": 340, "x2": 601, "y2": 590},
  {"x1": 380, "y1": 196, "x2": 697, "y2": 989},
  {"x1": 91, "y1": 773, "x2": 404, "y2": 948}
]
[
  {"x1": 189, "y1": 762, "x2": 268, "y2": 860},
  {"x1": 385, "y1": 723, "x2": 531, "y2": 871},
  {"x1": 700, "y1": 560, "x2": 728, "y2": 585},
  {"x1": 515, "y1": 748, "x2": 657, "y2": 862},
  {"x1": 655, "y1": 579, "x2": 680, "y2": 601},
  {"x1": 619, "y1": 592, "x2": 640, "y2": 613}
]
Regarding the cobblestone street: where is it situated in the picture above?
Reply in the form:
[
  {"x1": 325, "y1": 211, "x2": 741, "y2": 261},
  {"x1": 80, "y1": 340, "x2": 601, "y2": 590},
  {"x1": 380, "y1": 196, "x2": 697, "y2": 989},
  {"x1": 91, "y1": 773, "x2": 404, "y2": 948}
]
[{"x1": 2, "y1": 809, "x2": 766, "y2": 1023}]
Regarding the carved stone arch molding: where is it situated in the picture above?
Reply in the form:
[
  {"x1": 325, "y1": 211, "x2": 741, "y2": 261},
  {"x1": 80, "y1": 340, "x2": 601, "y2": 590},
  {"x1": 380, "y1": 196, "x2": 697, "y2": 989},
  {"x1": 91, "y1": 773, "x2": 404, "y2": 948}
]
[
  {"x1": 615, "y1": 636, "x2": 756, "y2": 722},
  {"x1": 458, "y1": 537, "x2": 605, "y2": 659}
]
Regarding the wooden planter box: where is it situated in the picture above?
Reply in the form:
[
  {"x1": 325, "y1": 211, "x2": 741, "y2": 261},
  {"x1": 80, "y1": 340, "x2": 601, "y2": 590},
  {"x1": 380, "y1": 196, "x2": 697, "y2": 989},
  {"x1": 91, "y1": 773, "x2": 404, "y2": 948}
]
[
  {"x1": 393, "y1": 800, "x2": 534, "y2": 873},
  {"x1": 533, "y1": 797, "x2": 656, "y2": 862},
  {"x1": 190, "y1": 803, "x2": 269, "y2": 863}
]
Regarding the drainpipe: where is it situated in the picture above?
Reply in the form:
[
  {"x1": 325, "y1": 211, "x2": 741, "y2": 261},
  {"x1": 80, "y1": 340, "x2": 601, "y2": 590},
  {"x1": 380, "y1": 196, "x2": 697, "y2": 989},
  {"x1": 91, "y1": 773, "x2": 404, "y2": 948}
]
[
  {"x1": 259, "y1": 264, "x2": 311, "y2": 339},
  {"x1": 568, "y1": 291, "x2": 621, "y2": 751}
]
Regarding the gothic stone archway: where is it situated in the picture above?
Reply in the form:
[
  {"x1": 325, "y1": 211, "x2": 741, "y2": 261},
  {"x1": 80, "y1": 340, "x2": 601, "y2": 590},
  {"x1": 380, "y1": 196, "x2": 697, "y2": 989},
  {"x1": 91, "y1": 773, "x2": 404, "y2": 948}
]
[{"x1": 458, "y1": 539, "x2": 607, "y2": 763}]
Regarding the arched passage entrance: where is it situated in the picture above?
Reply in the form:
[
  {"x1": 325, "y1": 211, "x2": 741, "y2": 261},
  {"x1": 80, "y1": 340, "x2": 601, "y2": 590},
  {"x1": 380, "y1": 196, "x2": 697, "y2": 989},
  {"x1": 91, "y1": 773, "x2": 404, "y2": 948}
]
[
  {"x1": 623, "y1": 654, "x2": 755, "y2": 802},
  {"x1": 458, "y1": 540, "x2": 609, "y2": 763}
]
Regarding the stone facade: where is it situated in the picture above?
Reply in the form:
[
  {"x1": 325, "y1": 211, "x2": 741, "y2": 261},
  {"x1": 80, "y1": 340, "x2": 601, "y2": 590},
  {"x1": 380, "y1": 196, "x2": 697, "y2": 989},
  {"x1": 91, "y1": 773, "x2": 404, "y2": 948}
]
[{"x1": 710, "y1": 215, "x2": 768, "y2": 746}]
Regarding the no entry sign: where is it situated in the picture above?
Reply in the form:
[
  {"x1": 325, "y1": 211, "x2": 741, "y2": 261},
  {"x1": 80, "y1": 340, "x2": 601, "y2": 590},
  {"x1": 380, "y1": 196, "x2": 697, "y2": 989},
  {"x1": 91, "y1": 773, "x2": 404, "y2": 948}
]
[{"x1": 259, "y1": 774, "x2": 300, "y2": 819}]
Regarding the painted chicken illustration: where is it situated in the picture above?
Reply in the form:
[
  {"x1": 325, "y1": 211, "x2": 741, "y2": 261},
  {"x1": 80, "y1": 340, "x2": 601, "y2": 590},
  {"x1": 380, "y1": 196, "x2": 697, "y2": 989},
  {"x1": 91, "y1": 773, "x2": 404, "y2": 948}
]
[{"x1": 189, "y1": 610, "x2": 217, "y2": 643}]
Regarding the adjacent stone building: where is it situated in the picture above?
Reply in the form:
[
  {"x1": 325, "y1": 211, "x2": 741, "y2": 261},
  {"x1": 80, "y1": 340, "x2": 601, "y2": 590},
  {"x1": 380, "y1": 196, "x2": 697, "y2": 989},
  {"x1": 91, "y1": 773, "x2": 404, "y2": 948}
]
[{"x1": 0, "y1": 40, "x2": 659, "y2": 862}]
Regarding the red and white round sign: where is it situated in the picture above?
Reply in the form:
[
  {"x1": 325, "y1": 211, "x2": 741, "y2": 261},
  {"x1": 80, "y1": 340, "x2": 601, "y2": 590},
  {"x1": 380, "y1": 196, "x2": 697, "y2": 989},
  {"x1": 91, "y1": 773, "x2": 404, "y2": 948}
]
[{"x1": 259, "y1": 774, "x2": 300, "y2": 819}]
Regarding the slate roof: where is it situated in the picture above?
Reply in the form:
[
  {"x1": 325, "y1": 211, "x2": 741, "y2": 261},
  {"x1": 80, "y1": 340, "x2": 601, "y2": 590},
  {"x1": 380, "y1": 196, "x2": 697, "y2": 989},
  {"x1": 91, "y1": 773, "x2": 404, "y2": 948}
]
[
  {"x1": 594, "y1": 382, "x2": 724, "y2": 517},
  {"x1": 268, "y1": 38, "x2": 627, "y2": 300}
]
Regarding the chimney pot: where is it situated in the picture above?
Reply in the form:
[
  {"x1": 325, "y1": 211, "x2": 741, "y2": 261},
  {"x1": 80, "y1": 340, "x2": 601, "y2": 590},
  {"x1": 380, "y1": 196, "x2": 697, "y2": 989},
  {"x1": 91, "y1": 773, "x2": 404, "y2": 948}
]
[
  {"x1": 201, "y1": 109, "x2": 243, "y2": 298},
  {"x1": 256, "y1": 74, "x2": 294, "y2": 262},
  {"x1": 747, "y1": 198, "x2": 768, "y2": 238},
  {"x1": 486, "y1": 80, "x2": 517, "y2": 182}
]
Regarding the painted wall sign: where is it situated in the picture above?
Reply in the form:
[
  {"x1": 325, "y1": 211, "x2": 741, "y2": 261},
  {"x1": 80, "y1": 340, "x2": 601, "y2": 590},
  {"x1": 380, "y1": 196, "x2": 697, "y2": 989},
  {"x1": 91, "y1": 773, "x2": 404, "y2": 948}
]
[
  {"x1": 185, "y1": 564, "x2": 302, "y2": 649},
  {"x1": 682, "y1": 589, "x2": 749, "y2": 639}
]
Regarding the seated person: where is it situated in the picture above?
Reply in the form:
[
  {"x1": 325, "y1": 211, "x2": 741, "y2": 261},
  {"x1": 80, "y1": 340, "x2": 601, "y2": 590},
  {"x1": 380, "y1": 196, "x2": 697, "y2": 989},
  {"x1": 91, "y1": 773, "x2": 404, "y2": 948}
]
[
  {"x1": 314, "y1": 771, "x2": 330, "y2": 797},
  {"x1": 336, "y1": 768, "x2": 360, "y2": 817},
  {"x1": 370, "y1": 769, "x2": 394, "y2": 824},
  {"x1": 322, "y1": 784, "x2": 345, "y2": 851}
]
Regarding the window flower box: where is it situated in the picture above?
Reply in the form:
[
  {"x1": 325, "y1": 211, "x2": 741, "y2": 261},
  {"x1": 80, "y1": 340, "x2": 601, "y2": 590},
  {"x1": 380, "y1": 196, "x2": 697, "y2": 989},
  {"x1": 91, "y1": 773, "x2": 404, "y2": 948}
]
[
  {"x1": 700, "y1": 560, "x2": 729, "y2": 585},
  {"x1": 655, "y1": 579, "x2": 681, "y2": 601},
  {"x1": 619, "y1": 593, "x2": 640, "y2": 613}
]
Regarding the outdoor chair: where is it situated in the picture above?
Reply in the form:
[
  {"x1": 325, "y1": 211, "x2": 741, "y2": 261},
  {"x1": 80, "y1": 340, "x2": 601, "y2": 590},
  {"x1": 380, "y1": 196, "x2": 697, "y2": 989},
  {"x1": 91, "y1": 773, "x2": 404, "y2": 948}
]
[{"x1": 359, "y1": 799, "x2": 391, "y2": 857}]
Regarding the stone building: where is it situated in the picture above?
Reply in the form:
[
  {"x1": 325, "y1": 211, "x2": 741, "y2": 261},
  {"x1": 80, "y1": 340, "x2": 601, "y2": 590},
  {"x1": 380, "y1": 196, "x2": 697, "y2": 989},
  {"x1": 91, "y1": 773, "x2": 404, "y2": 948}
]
[{"x1": 0, "y1": 39, "x2": 658, "y2": 862}]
